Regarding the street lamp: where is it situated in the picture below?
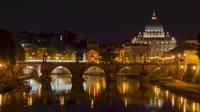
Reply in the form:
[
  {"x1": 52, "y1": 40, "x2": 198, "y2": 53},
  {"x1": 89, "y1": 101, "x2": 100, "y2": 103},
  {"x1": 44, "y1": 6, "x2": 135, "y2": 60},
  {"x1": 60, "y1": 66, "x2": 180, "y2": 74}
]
[
  {"x1": 192, "y1": 66, "x2": 197, "y2": 70},
  {"x1": 180, "y1": 65, "x2": 184, "y2": 69}
]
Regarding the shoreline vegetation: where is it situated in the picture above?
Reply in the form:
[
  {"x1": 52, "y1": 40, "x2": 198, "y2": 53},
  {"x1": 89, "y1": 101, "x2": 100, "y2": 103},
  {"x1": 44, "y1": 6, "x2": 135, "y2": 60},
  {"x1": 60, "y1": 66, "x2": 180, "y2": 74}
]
[
  {"x1": 150, "y1": 74, "x2": 200, "y2": 101},
  {"x1": 0, "y1": 79, "x2": 27, "y2": 93}
]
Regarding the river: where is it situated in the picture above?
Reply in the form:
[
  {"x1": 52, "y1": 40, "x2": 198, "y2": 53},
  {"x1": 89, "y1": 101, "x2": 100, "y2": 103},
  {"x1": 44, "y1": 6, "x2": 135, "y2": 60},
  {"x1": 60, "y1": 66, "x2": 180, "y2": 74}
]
[{"x1": 0, "y1": 74, "x2": 199, "y2": 112}]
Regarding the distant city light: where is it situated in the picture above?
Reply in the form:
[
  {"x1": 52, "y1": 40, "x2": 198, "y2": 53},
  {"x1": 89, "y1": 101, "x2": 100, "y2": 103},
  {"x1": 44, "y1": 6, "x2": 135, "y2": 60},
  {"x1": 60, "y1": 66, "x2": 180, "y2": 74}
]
[
  {"x1": 192, "y1": 66, "x2": 197, "y2": 70},
  {"x1": 180, "y1": 65, "x2": 184, "y2": 69},
  {"x1": 26, "y1": 60, "x2": 87, "y2": 63}
]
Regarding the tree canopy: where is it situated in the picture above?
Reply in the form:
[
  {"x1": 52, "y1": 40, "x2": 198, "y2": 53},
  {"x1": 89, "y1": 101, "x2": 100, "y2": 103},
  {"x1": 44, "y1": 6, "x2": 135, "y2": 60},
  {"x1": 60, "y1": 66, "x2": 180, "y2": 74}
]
[
  {"x1": 169, "y1": 43, "x2": 198, "y2": 54},
  {"x1": 0, "y1": 29, "x2": 24, "y2": 76}
]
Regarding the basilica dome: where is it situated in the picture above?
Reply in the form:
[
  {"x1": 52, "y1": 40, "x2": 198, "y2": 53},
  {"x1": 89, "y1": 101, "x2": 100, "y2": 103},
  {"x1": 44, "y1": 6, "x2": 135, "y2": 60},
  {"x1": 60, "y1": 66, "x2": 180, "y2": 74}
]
[{"x1": 144, "y1": 12, "x2": 164, "y2": 32}]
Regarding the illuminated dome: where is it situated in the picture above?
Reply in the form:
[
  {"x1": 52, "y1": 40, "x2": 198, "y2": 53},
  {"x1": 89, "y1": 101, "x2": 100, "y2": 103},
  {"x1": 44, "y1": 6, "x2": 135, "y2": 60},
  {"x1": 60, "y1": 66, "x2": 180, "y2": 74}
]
[
  {"x1": 144, "y1": 12, "x2": 164, "y2": 32},
  {"x1": 131, "y1": 11, "x2": 176, "y2": 58}
]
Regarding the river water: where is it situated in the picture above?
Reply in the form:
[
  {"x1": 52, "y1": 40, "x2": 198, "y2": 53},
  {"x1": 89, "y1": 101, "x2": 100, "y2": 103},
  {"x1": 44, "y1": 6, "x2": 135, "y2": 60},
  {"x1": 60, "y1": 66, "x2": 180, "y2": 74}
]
[{"x1": 0, "y1": 74, "x2": 200, "y2": 112}]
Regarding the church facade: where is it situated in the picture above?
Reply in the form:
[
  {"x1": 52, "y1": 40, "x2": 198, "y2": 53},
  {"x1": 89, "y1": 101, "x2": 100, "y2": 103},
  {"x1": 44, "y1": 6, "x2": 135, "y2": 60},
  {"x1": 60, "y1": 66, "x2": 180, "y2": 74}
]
[{"x1": 131, "y1": 12, "x2": 176, "y2": 59}]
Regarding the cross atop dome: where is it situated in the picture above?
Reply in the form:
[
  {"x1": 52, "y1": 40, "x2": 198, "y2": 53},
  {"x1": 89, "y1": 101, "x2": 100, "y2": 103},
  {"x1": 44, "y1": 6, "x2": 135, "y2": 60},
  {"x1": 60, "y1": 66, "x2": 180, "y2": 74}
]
[{"x1": 151, "y1": 11, "x2": 157, "y2": 21}]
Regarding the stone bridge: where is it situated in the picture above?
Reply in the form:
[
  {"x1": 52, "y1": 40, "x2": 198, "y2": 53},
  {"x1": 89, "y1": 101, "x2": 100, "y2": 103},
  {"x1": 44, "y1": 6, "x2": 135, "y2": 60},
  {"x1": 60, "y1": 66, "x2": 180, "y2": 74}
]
[{"x1": 14, "y1": 62, "x2": 178, "y2": 80}]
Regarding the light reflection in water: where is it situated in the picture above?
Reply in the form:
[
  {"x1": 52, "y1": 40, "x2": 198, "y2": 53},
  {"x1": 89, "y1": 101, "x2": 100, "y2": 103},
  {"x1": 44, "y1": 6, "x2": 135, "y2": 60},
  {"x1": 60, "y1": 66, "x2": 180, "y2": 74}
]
[
  {"x1": 0, "y1": 75, "x2": 199, "y2": 112},
  {"x1": 165, "y1": 90, "x2": 169, "y2": 99},
  {"x1": 151, "y1": 85, "x2": 200, "y2": 112},
  {"x1": 0, "y1": 94, "x2": 2, "y2": 107},
  {"x1": 124, "y1": 97, "x2": 128, "y2": 107},
  {"x1": 27, "y1": 95, "x2": 32, "y2": 106},
  {"x1": 90, "y1": 99, "x2": 94, "y2": 109},
  {"x1": 26, "y1": 79, "x2": 41, "y2": 93},
  {"x1": 60, "y1": 95, "x2": 65, "y2": 106},
  {"x1": 50, "y1": 74, "x2": 72, "y2": 93},
  {"x1": 117, "y1": 77, "x2": 140, "y2": 94},
  {"x1": 83, "y1": 75, "x2": 106, "y2": 97},
  {"x1": 172, "y1": 95, "x2": 175, "y2": 107}
]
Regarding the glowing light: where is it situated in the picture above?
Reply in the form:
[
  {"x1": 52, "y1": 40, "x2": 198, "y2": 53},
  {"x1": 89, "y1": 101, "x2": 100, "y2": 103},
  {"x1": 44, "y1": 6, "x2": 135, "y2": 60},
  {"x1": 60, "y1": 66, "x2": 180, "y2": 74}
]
[
  {"x1": 171, "y1": 95, "x2": 175, "y2": 107},
  {"x1": 152, "y1": 16, "x2": 157, "y2": 20},
  {"x1": 192, "y1": 66, "x2": 197, "y2": 70},
  {"x1": 124, "y1": 98, "x2": 128, "y2": 107},
  {"x1": 150, "y1": 56, "x2": 160, "y2": 59},
  {"x1": 178, "y1": 54, "x2": 181, "y2": 58},
  {"x1": 26, "y1": 60, "x2": 87, "y2": 63},
  {"x1": 96, "y1": 82, "x2": 100, "y2": 93},
  {"x1": 23, "y1": 92, "x2": 26, "y2": 98},
  {"x1": 28, "y1": 96, "x2": 32, "y2": 106},
  {"x1": 183, "y1": 98, "x2": 187, "y2": 112},
  {"x1": 0, "y1": 94, "x2": 2, "y2": 106},
  {"x1": 180, "y1": 65, "x2": 184, "y2": 69},
  {"x1": 28, "y1": 66, "x2": 33, "y2": 69},
  {"x1": 180, "y1": 97, "x2": 183, "y2": 105},
  {"x1": 122, "y1": 82, "x2": 127, "y2": 94},
  {"x1": 60, "y1": 95, "x2": 65, "y2": 106},
  {"x1": 192, "y1": 102, "x2": 196, "y2": 112},
  {"x1": 154, "y1": 86, "x2": 160, "y2": 98},
  {"x1": 91, "y1": 99, "x2": 94, "y2": 109},
  {"x1": 165, "y1": 90, "x2": 169, "y2": 98},
  {"x1": 158, "y1": 99, "x2": 163, "y2": 108},
  {"x1": 0, "y1": 64, "x2": 2, "y2": 67}
]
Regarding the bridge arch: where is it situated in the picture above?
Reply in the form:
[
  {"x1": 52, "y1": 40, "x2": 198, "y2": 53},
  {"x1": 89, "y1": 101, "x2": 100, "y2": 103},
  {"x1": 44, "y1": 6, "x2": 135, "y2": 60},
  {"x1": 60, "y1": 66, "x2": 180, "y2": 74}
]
[
  {"x1": 51, "y1": 66, "x2": 72, "y2": 75},
  {"x1": 84, "y1": 66, "x2": 105, "y2": 75},
  {"x1": 117, "y1": 66, "x2": 140, "y2": 75},
  {"x1": 50, "y1": 66, "x2": 72, "y2": 92},
  {"x1": 16, "y1": 65, "x2": 39, "y2": 79}
]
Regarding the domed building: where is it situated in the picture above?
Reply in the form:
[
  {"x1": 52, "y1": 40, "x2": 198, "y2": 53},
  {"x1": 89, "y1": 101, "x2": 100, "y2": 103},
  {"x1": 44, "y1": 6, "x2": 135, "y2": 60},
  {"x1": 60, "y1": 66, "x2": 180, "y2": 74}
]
[{"x1": 132, "y1": 12, "x2": 176, "y2": 58}]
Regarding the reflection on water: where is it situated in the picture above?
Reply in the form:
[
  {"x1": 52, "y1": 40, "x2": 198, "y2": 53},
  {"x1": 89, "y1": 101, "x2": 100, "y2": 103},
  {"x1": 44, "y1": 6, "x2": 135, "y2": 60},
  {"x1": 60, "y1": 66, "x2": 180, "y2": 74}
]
[
  {"x1": 50, "y1": 74, "x2": 72, "y2": 93},
  {"x1": 83, "y1": 75, "x2": 106, "y2": 97},
  {"x1": 24, "y1": 79, "x2": 41, "y2": 93},
  {"x1": 0, "y1": 75, "x2": 200, "y2": 112},
  {"x1": 117, "y1": 76, "x2": 140, "y2": 94}
]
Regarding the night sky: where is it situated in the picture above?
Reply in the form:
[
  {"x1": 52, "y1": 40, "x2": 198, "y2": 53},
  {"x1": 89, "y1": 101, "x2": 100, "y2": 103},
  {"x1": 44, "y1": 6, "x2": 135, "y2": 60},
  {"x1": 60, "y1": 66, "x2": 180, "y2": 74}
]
[{"x1": 0, "y1": 0, "x2": 200, "y2": 43}]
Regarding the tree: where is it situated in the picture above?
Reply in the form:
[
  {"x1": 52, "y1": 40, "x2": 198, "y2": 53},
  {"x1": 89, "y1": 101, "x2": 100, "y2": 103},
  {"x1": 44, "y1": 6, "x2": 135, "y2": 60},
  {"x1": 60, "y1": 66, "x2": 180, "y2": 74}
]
[
  {"x1": 0, "y1": 29, "x2": 25, "y2": 77},
  {"x1": 63, "y1": 31, "x2": 78, "y2": 44},
  {"x1": 100, "y1": 48, "x2": 117, "y2": 63}
]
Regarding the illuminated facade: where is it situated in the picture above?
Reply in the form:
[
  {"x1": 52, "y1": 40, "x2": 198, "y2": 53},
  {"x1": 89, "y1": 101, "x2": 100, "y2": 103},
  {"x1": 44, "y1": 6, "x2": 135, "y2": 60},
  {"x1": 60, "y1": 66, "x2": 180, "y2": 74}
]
[
  {"x1": 86, "y1": 49, "x2": 100, "y2": 63},
  {"x1": 114, "y1": 44, "x2": 151, "y2": 63},
  {"x1": 132, "y1": 12, "x2": 176, "y2": 58}
]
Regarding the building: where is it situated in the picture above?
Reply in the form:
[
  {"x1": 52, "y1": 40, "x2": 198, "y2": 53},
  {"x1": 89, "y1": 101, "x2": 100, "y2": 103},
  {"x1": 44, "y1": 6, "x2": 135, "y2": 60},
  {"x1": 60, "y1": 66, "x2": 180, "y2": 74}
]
[
  {"x1": 114, "y1": 43, "x2": 151, "y2": 63},
  {"x1": 131, "y1": 12, "x2": 176, "y2": 58},
  {"x1": 86, "y1": 49, "x2": 100, "y2": 63},
  {"x1": 184, "y1": 38, "x2": 198, "y2": 45},
  {"x1": 132, "y1": 44, "x2": 151, "y2": 63}
]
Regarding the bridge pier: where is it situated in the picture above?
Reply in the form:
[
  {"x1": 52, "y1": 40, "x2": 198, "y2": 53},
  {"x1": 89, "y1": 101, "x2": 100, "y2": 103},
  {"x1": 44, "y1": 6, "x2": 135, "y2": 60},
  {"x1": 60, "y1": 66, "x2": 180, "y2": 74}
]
[
  {"x1": 71, "y1": 74, "x2": 84, "y2": 94},
  {"x1": 40, "y1": 71, "x2": 53, "y2": 105}
]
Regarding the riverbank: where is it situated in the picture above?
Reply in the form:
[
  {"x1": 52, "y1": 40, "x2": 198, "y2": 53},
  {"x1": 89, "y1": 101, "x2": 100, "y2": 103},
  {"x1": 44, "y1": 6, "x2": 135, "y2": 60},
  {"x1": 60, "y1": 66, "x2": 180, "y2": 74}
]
[
  {"x1": 150, "y1": 74, "x2": 200, "y2": 101},
  {"x1": 0, "y1": 79, "x2": 27, "y2": 93}
]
